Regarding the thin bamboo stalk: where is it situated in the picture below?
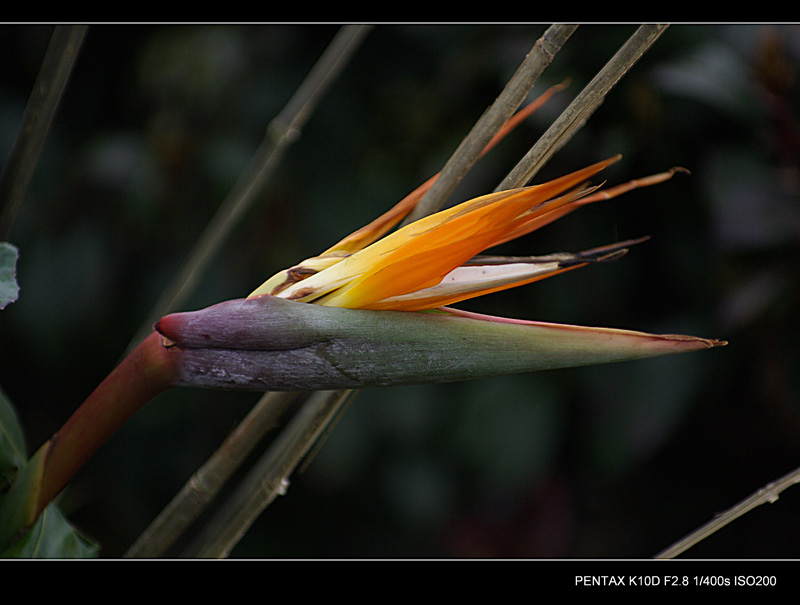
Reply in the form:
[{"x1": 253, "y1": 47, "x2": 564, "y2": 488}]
[
  {"x1": 123, "y1": 391, "x2": 297, "y2": 558},
  {"x1": 0, "y1": 25, "x2": 88, "y2": 239},
  {"x1": 498, "y1": 24, "x2": 669, "y2": 190},
  {"x1": 186, "y1": 390, "x2": 355, "y2": 558},
  {"x1": 402, "y1": 24, "x2": 578, "y2": 224},
  {"x1": 654, "y1": 464, "x2": 800, "y2": 559}
]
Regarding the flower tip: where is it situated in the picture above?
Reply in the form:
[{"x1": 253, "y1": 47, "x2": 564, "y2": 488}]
[
  {"x1": 153, "y1": 313, "x2": 195, "y2": 347},
  {"x1": 153, "y1": 315, "x2": 176, "y2": 341},
  {"x1": 661, "y1": 333, "x2": 728, "y2": 350}
]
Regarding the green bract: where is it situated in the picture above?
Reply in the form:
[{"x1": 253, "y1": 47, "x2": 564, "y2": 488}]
[{"x1": 157, "y1": 295, "x2": 725, "y2": 392}]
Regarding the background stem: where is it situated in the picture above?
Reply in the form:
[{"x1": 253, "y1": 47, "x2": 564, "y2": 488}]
[
  {"x1": 498, "y1": 24, "x2": 670, "y2": 190},
  {"x1": 0, "y1": 25, "x2": 87, "y2": 240},
  {"x1": 185, "y1": 390, "x2": 354, "y2": 558},
  {"x1": 654, "y1": 464, "x2": 800, "y2": 559},
  {"x1": 402, "y1": 24, "x2": 578, "y2": 224},
  {"x1": 123, "y1": 391, "x2": 297, "y2": 557}
]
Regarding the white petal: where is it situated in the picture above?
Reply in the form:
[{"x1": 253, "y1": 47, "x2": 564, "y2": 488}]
[{"x1": 376, "y1": 261, "x2": 562, "y2": 305}]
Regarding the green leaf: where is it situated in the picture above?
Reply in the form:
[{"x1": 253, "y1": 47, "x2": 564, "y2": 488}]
[
  {"x1": 0, "y1": 438, "x2": 100, "y2": 557},
  {"x1": 0, "y1": 504, "x2": 99, "y2": 558},
  {"x1": 0, "y1": 242, "x2": 19, "y2": 310},
  {"x1": 0, "y1": 386, "x2": 27, "y2": 490}
]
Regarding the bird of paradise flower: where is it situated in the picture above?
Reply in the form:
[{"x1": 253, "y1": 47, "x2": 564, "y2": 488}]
[
  {"x1": 0, "y1": 84, "x2": 730, "y2": 554},
  {"x1": 248, "y1": 119, "x2": 686, "y2": 319}
]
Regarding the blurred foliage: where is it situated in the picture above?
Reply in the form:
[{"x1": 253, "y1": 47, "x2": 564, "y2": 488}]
[
  {"x1": 0, "y1": 243, "x2": 19, "y2": 309},
  {"x1": 0, "y1": 504, "x2": 99, "y2": 558},
  {"x1": 1, "y1": 24, "x2": 799, "y2": 558}
]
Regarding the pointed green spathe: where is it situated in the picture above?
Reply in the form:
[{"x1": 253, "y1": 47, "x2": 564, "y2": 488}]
[{"x1": 156, "y1": 296, "x2": 725, "y2": 392}]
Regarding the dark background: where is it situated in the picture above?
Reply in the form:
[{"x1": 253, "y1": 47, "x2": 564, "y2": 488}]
[{"x1": 1, "y1": 24, "x2": 799, "y2": 558}]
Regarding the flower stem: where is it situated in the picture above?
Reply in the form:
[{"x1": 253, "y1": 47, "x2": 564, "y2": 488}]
[
  {"x1": 34, "y1": 332, "x2": 178, "y2": 523},
  {"x1": 1, "y1": 332, "x2": 177, "y2": 547}
]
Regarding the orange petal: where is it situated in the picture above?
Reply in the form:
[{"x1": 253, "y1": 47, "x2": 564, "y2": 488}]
[
  {"x1": 492, "y1": 166, "x2": 689, "y2": 247},
  {"x1": 315, "y1": 157, "x2": 621, "y2": 309},
  {"x1": 358, "y1": 238, "x2": 645, "y2": 311}
]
